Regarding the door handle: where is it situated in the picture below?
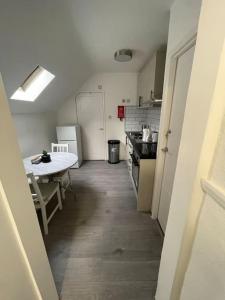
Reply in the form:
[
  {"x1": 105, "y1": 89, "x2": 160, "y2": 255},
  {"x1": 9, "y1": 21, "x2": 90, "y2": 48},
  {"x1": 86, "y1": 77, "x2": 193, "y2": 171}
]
[
  {"x1": 161, "y1": 147, "x2": 168, "y2": 153},
  {"x1": 99, "y1": 128, "x2": 104, "y2": 130},
  {"x1": 165, "y1": 129, "x2": 171, "y2": 138}
]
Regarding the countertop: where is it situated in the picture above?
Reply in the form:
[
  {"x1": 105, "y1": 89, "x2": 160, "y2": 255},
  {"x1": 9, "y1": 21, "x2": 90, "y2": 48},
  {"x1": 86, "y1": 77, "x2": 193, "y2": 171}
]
[{"x1": 126, "y1": 131, "x2": 157, "y2": 159}]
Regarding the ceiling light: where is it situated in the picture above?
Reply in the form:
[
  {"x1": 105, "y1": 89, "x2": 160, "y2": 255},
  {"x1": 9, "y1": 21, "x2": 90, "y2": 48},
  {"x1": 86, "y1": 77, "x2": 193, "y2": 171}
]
[
  {"x1": 10, "y1": 66, "x2": 55, "y2": 102},
  {"x1": 114, "y1": 49, "x2": 133, "y2": 62}
]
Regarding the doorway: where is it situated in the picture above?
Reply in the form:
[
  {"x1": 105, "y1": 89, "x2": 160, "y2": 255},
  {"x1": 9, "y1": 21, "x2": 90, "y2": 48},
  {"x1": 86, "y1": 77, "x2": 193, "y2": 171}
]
[
  {"x1": 158, "y1": 44, "x2": 195, "y2": 232},
  {"x1": 76, "y1": 92, "x2": 105, "y2": 160}
]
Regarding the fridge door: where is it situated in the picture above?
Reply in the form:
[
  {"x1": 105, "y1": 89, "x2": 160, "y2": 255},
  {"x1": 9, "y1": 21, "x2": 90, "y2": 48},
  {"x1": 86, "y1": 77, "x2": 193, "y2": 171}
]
[
  {"x1": 58, "y1": 140, "x2": 77, "y2": 154},
  {"x1": 58, "y1": 140, "x2": 79, "y2": 168},
  {"x1": 56, "y1": 126, "x2": 77, "y2": 141},
  {"x1": 75, "y1": 125, "x2": 83, "y2": 162}
]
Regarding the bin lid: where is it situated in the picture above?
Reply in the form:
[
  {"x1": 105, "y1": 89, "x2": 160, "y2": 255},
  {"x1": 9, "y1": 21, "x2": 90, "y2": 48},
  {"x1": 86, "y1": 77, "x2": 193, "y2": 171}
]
[{"x1": 108, "y1": 140, "x2": 120, "y2": 144}]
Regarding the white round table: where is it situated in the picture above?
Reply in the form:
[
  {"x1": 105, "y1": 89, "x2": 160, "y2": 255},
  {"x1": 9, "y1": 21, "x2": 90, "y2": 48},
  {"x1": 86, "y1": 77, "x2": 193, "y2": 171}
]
[{"x1": 23, "y1": 152, "x2": 78, "y2": 177}]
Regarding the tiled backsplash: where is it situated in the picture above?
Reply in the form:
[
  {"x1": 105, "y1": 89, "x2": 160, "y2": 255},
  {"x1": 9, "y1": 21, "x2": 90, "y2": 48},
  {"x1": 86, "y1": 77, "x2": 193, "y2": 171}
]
[
  {"x1": 125, "y1": 106, "x2": 161, "y2": 132},
  {"x1": 146, "y1": 107, "x2": 161, "y2": 131}
]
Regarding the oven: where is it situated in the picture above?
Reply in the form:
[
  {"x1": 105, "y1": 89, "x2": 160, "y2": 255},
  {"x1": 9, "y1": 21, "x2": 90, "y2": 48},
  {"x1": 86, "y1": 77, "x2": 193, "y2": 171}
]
[{"x1": 131, "y1": 150, "x2": 140, "y2": 191}]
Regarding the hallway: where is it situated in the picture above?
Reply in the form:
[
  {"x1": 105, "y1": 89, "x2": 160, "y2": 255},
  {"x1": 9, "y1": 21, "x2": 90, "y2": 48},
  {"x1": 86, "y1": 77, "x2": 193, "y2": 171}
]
[{"x1": 44, "y1": 161, "x2": 163, "y2": 300}]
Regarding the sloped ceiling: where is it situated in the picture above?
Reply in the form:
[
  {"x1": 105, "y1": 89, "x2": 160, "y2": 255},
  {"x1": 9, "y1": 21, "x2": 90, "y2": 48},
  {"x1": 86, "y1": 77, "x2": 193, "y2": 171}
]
[{"x1": 0, "y1": 0, "x2": 173, "y2": 113}]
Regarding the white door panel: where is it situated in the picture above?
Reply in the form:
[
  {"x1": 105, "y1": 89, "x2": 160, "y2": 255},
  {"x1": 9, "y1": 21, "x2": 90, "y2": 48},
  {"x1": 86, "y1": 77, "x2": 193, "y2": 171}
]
[
  {"x1": 76, "y1": 93, "x2": 105, "y2": 160},
  {"x1": 158, "y1": 45, "x2": 195, "y2": 232}
]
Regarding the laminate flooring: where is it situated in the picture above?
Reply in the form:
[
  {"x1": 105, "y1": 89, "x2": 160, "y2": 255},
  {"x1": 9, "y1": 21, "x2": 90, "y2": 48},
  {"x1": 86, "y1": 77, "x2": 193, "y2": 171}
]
[{"x1": 44, "y1": 161, "x2": 163, "y2": 300}]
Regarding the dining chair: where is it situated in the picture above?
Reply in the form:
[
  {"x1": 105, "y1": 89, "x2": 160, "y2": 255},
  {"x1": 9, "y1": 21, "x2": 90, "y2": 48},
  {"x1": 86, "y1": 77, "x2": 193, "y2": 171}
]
[
  {"x1": 51, "y1": 143, "x2": 72, "y2": 199},
  {"x1": 27, "y1": 172, "x2": 62, "y2": 235},
  {"x1": 51, "y1": 143, "x2": 69, "y2": 153}
]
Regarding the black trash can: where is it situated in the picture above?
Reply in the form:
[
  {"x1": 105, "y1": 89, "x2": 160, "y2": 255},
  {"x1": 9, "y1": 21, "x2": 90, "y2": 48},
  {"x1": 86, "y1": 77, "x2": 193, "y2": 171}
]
[{"x1": 108, "y1": 140, "x2": 120, "y2": 164}]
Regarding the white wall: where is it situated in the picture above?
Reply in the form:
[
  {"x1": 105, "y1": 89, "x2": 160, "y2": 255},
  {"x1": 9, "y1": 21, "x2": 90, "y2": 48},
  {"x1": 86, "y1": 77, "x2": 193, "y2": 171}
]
[
  {"x1": 57, "y1": 96, "x2": 77, "y2": 125},
  {"x1": 166, "y1": 0, "x2": 201, "y2": 54},
  {"x1": 0, "y1": 74, "x2": 58, "y2": 299},
  {"x1": 155, "y1": 0, "x2": 225, "y2": 299},
  {"x1": 57, "y1": 72, "x2": 138, "y2": 160},
  {"x1": 13, "y1": 112, "x2": 57, "y2": 158}
]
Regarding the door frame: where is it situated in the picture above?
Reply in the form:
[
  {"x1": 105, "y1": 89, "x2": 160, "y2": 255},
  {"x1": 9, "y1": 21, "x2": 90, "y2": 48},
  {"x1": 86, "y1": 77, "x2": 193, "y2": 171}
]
[
  {"x1": 151, "y1": 33, "x2": 197, "y2": 219},
  {"x1": 75, "y1": 91, "x2": 107, "y2": 160}
]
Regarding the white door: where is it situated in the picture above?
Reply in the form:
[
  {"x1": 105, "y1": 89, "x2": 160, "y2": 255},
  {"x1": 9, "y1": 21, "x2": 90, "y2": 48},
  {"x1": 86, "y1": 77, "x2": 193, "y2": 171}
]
[
  {"x1": 76, "y1": 92, "x2": 105, "y2": 160},
  {"x1": 158, "y1": 45, "x2": 195, "y2": 232}
]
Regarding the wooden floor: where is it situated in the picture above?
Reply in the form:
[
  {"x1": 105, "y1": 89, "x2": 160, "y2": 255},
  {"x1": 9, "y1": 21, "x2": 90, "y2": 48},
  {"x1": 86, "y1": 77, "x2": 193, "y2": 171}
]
[{"x1": 44, "y1": 161, "x2": 163, "y2": 300}]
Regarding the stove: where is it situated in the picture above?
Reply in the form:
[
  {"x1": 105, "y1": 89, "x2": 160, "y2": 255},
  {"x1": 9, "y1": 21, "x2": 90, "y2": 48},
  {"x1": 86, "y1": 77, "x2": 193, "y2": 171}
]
[
  {"x1": 126, "y1": 131, "x2": 157, "y2": 159},
  {"x1": 129, "y1": 131, "x2": 143, "y2": 141}
]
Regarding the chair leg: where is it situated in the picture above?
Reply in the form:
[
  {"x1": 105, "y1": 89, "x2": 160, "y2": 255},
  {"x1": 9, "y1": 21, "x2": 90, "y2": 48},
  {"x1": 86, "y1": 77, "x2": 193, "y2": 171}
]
[
  {"x1": 57, "y1": 186, "x2": 63, "y2": 210},
  {"x1": 58, "y1": 180, "x2": 66, "y2": 200},
  {"x1": 67, "y1": 170, "x2": 74, "y2": 195},
  {"x1": 41, "y1": 206, "x2": 48, "y2": 235},
  {"x1": 61, "y1": 184, "x2": 66, "y2": 200},
  {"x1": 68, "y1": 169, "x2": 72, "y2": 186}
]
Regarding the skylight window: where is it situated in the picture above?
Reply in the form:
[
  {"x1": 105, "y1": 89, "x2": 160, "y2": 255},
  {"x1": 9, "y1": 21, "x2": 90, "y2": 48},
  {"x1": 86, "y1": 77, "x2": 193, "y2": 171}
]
[{"x1": 10, "y1": 66, "x2": 55, "y2": 102}]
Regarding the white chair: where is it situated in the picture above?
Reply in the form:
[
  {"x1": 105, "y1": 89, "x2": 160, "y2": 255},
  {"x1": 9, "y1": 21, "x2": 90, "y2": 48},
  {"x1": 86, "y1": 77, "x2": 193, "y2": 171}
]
[
  {"x1": 27, "y1": 172, "x2": 62, "y2": 235},
  {"x1": 51, "y1": 143, "x2": 69, "y2": 153},
  {"x1": 51, "y1": 143, "x2": 72, "y2": 199}
]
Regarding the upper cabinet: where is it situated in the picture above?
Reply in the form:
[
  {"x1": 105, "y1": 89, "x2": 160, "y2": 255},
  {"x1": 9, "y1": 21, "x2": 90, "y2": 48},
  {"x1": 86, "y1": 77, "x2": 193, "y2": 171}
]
[{"x1": 138, "y1": 49, "x2": 166, "y2": 106}]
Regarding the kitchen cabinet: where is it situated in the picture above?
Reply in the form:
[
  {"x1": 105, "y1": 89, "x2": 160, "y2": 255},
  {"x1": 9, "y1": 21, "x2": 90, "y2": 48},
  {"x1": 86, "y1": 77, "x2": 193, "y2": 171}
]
[
  {"x1": 129, "y1": 156, "x2": 156, "y2": 212},
  {"x1": 138, "y1": 49, "x2": 166, "y2": 106},
  {"x1": 137, "y1": 159, "x2": 156, "y2": 211}
]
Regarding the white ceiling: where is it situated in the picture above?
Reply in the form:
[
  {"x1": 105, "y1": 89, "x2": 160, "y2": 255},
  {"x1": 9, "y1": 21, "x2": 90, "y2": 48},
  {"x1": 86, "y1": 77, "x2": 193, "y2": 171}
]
[{"x1": 0, "y1": 0, "x2": 173, "y2": 113}]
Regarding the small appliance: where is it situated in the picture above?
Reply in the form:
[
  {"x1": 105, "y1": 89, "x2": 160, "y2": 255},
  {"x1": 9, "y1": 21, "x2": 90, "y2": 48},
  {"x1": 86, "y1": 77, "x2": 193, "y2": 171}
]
[
  {"x1": 56, "y1": 125, "x2": 83, "y2": 168},
  {"x1": 142, "y1": 128, "x2": 151, "y2": 142},
  {"x1": 151, "y1": 131, "x2": 159, "y2": 143}
]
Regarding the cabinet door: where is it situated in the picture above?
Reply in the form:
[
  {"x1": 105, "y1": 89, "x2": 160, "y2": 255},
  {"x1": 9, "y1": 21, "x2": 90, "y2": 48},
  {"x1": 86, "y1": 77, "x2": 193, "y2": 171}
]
[
  {"x1": 154, "y1": 50, "x2": 166, "y2": 99},
  {"x1": 146, "y1": 55, "x2": 156, "y2": 101},
  {"x1": 138, "y1": 71, "x2": 144, "y2": 102},
  {"x1": 138, "y1": 54, "x2": 156, "y2": 105}
]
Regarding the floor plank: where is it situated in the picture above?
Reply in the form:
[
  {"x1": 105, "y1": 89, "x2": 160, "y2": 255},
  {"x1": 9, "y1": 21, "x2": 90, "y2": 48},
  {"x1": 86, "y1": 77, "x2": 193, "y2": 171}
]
[{"x1": 44, "y1": 161, "x2": 163, "y2": 300}]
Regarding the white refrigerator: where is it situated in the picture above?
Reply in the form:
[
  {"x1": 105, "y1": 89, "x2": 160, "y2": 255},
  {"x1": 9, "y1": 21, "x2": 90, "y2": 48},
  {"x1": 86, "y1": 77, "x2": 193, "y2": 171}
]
[{"x1": 56, "y1": 125, "x2": 83, "y2": 168}]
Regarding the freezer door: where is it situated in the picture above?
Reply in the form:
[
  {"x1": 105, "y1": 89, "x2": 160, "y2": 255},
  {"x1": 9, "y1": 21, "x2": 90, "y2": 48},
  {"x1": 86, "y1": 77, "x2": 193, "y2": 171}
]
[
  {"x1": 56, "y1": 126, "x2": 77, "y2": 141},
  {"x1": 58, "y1": 140, "x2": 81, "y2": 168},
  {"x1": 58, "y1": 140, "x2": 78, "y2": 155}
]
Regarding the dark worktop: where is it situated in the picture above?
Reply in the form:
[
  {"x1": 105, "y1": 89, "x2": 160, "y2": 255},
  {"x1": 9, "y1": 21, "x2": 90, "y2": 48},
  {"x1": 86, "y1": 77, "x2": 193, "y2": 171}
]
[{"x1": 126, "y1": 131, "x2": 157, "y2": 159}]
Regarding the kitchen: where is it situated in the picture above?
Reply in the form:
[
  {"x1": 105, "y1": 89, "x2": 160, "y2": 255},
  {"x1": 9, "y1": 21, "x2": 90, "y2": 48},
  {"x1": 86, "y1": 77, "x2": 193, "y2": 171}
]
[
  {"x1": 5, "y1": 21, "x2": 168, "y2": 300},
  {"x1": 0, "y1": 0, "x2": 208, "y2": 299},
  {"x1": 56, "y1": 47, "x2": 165, "y2": 220},
  {"x1": 124, "y1": 48, "x2": 165, "y2": 217},
  {"x1": 14, "y1": 46, "x2": 167, "y2": 299},
  {"x1": 55, "y1": 47, "x2": 164, "y2": 216}
]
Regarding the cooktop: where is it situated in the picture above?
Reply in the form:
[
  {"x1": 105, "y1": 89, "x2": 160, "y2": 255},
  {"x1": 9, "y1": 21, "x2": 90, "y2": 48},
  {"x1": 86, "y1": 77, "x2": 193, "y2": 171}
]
[{"x1": 126, "y1": 131, "x2": 157, "y2": 159}]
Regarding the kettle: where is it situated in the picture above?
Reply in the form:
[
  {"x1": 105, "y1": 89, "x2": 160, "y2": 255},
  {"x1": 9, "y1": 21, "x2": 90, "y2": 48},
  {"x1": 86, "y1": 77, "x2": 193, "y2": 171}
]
[
  {"x1": 142, "y1": 128, "x2": 151, "y2": 142},
  {"x1": 151, "y1": 131, "x2": 158, "y2": 143}
]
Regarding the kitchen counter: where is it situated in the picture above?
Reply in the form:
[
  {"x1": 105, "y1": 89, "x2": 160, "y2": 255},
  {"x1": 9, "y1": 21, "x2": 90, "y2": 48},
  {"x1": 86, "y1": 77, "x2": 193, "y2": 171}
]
[{"x1": 126, "y1": 131, "x2": 157, "y2": 159}]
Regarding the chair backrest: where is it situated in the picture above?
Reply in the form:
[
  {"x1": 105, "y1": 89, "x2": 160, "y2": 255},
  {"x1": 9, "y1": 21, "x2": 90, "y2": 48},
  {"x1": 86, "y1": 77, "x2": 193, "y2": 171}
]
[
  {"x1": 51, "y1": 143, "x2": 69, "y2": 153},
  {"x1": 27, "y1": 172, "x2": 45, "y2": 207}
]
